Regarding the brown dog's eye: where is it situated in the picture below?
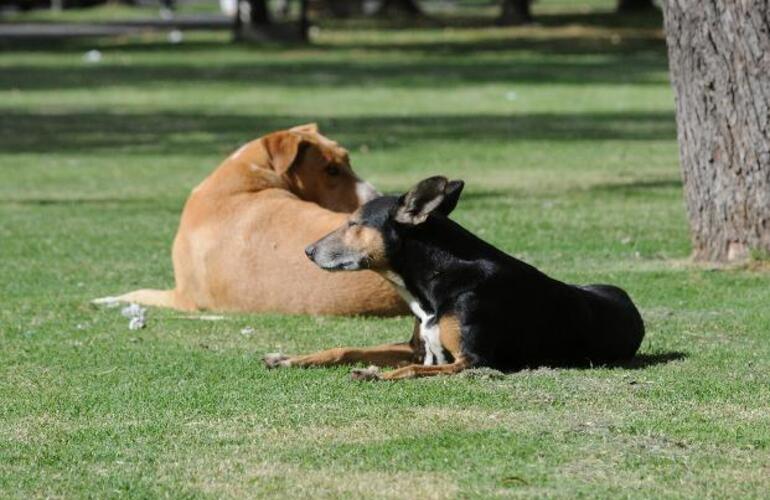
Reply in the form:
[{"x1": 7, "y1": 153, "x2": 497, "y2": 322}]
[{"x1": 326, "y1": 165, "x2": 341, "y2": 176}]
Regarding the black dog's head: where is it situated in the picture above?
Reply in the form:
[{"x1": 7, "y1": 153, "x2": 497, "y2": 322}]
[{"x1": 305, "y1": 176, "x2": 464, "y2": 272}]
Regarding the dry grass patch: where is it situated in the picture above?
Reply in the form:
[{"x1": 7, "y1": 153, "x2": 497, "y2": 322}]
[{"x1": 162, "y1": 459, "x2": 457, "y2": 499}]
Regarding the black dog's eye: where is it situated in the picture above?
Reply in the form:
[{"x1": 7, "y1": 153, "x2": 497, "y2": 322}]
[{"x1": 326, "y1": 165, "x2": 341, "y2": 176}]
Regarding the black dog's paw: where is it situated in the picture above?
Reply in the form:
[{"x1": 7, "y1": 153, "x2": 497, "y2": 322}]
[
  {"x1": 263, "y1": 352, "x2": 291, "y2": 369},
  {"x1": 350, "y1": 365, "x2": 382, "y2": 381}
]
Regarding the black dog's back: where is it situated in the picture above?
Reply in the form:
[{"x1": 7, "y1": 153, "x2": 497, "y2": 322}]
[
  {"x1": 394, "y1": 213, "x2": 647, "y2": 371},
  {"x1": 454, "y1": 258, "x2": 645, "y2": 371}
]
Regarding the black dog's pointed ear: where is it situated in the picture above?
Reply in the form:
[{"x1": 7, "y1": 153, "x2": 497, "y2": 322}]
[
  {"x1": 394, "y1": 176, "x2": 449, "y2": 225},
  {"x1": 436, "y1": 180, "x2": 464, "y2": 216}
]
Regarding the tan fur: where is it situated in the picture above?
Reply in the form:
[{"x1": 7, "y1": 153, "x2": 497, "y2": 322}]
[
  {"x1": 265, "y1": 343, "x2": 416, "y2": 369},
  {"x1": 342, "y1": 223, "x2": 388, "y2": 270},
  {"x1": 377, "y1": 359, "x2": 469, "y2": 380},
  {"x1": 375, "y1": 313, "x2": 468, "y2": 380},
  {"x1": 267, "y1": 312, "x2": 470, "y2": 381},
  {"x1": 103, "y1": 125, "x2": 408, "y2": 316},
  {"x1": 438, "y1": 314, "x2": 463, "y2": 360}
]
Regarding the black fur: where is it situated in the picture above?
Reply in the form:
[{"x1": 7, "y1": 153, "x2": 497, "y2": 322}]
[{"x1": 358, "y1": 180, "x2": 645, "y2": 370}]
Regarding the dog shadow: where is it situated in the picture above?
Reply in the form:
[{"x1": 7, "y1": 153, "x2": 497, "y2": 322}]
[
  {"x1": 559, "y1": 351, "x2": 688, "y2": 371},
  {"x1": 527, "y1": 351, "x2": 687, "y2": 372},
  {"x1": 461, "y1": 351, "x2": 688, "y2": 379},
  {"x1": 609, "y1": 351, "x2": 688, "y2": 370}
]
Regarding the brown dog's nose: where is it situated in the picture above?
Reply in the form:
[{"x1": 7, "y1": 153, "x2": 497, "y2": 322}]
[{"x1": 305, "y1": 245, "x2": 316, "y2": 259}]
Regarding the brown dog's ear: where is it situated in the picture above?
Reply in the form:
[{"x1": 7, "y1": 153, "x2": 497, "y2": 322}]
[
  {"x1": 290, "y1": 123, "x2": 319, "y2": 134},
  {"x1": 394, "y1": 176, "x2": 449, "y2": 225},
  {"x1": 262, "y1": 131, "x2": 308, "y2": 175}
]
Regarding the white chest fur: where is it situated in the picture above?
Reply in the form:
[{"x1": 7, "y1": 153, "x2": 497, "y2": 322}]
[{"x1": 383, "y1": 271, "x2": 446, "y2": 366}]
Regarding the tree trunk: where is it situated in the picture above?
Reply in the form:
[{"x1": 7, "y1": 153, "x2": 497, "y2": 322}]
[
  {"x1": 617, "y1": 0, "x2": 656, "y2": 12},
  {"x1": 299, "y1": 0, "x2": 310, "y2": 41},
  {"x1": 233, "y1": 0, "x2": 270, "y2": 41},
  {"x1": 376, "y1": 0, "x2": 422, "y2": 16},
  {"x1": 326, "y1": 0, "x2": 361, "y2": 18},
  {"x1": 232, "y1": 0, "x2": 244, "y2": 40},
  {"x1": 498, "y1": 0, "x2": 533, "y2": 25},
  {"x1": 662, "y1": 0, "x2": 770, "y2": 262},
  {"x1": 250, "y1": 0, "x2": 270, "y2": 25}
]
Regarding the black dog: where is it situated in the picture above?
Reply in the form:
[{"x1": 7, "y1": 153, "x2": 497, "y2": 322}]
[{"x1": 263, "y1": 176, "x2": 645, "y2": 381}]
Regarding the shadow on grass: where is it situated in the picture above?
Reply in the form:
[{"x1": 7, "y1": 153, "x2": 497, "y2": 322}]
[
  {"x1": 322, "y1": 9, "x2": 664, "y2": 32},
  {"x1": 314, "y1": 13, "x2": 665, "y2": 58},
  {"x1": 0, "y1": 9, "x2": 664, "y2": 52},
  {"x1": 0, "y1": 196, "x2": 167, "y2": 205},
  {"x1": 582, "y1": 178, "x2": 683, "y2": 195},
  {"x1": 12, "y1": 29, "x2": 663, "y2": 57},
  {"x1": 0, "y1": 55, "x2": 667, "y2": 91},
  {"x1": 0, "y1": 8, "x2": 668, "y2": 91},
  {"x1": 496, "y1": 351, "x2": 688, "y2": 374},
  {"x1": 0, "y1": 111, "x2": 676, "y2": 155},
  {"x1": 319, "y1": 36, "x2": 665, "y2": 58},
  {"x1": 535, "y1": 10, "x2": 663, "y2": 30},
  {"x1": 615, "y1": 351, "x2": 687, "y2": 370}
]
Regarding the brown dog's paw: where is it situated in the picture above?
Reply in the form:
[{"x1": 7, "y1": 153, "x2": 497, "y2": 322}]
[
  {"x1": 350, "y1": 365, "x2": 382, "y2": 381},
  {"x1": 263, "y1": 353, "x2": 291, "y2": 369}
]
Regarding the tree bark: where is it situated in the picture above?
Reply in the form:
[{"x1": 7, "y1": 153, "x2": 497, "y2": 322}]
[
  {"x1": 662, "y1": 0, "x2": 770, "y2": 261},
  {"x1": 498, "y1": 0, "x2": 533, "y2": 25},
  {"x1": 299, "y1": 0, "x2": 310, "y2": 41},
  {"x1": 249, "y1": 0, "x2": 270, "y2": 25},
  {"x1": 617, "y1": 0, "x2": 656, "y2": 12},
  {"x1": 233, "y1": 0, "x2": 270, "y2": 41},
  {"x1": 326, "y1": 0, "x2": 361, "y2": 18}
]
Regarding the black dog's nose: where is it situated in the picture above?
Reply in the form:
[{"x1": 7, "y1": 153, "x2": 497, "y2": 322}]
[{"x1": 305, "y1": 245, "x2": 316, "y2": 259}]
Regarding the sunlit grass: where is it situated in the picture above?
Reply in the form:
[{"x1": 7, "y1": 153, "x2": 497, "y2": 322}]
[{"x1": 1, "y1": 5, "x2": 768, "y2": 498}]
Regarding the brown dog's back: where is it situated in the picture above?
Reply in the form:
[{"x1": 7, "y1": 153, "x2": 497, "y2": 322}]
[{"x1": 95, "y1": 125, "x2": 407, "y2": 316}]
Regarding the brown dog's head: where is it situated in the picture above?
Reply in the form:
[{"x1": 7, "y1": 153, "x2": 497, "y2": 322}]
[{"x1": 252, "y1": 123, "x2": 378, "y2": 213}]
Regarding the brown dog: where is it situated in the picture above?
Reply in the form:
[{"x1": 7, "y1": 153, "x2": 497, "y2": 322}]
[{"x1": 95, "y1": 124, "x2": 407, "y2": 316}]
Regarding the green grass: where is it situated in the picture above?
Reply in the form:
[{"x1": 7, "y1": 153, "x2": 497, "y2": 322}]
[{"x1": 1, "y1": 3, "x2": 769, "y2": 498}]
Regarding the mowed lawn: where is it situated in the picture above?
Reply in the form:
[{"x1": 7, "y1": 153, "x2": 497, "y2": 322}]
[{"x1": 1, "y1": 3, "x2": 769, "y2": 498}]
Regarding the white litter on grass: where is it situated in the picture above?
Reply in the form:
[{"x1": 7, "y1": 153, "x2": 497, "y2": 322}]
[
  {"x1": 83, "y1": 50, "x2": 102, "y2": 64},
  {"x1": 121, "y1": 303, "x2": 147, "y2": 330},
  {"x1": 240, "y1": 326, "x2": 255, "y2": 335},
  {"x1": 128, "y1": 316, "x2": 146, "y2": 330},
  {"x1": 121, "y1": 303, "x2": 144, "y2": 318},
  {"x1": 168, "y1": 30, "x2": 184, "y2": 44}
]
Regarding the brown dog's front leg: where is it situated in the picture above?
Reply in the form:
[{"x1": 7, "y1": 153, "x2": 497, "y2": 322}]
[
  {"x1": 263, "y1": 342, "x2": 416, "y2": 369},
  {"x1": 353, "y1": 358, "x2": 470, "y2": 381}
]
